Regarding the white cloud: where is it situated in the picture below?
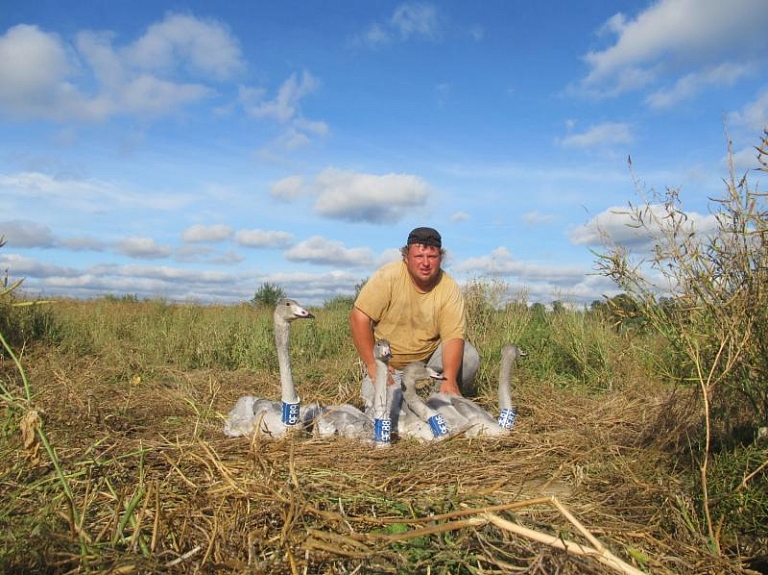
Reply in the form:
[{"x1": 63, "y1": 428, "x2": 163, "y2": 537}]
[
  {"x1": 59, "y1": 237, "x2": 107, "y2": 251},
  {"x1": 557, "y1": 122, "x2": 633, "y2": 148},
  {"x1": 242, "y1": 70, "x2": 319, "y2": 122},
  {"x1": 181, "y1": 224, "x2": 233, "y2": 243},
  {"x1": 730, "y1": 146, "x2": 765, "y2": 173},
  {"x1": 240, "y1": 71, "x2": 327, "y2": 149},
  {"x1": 728, "y1": 88, "x2": 768, "y2": 131},
  {"x1": 0, "y1": 253, "x2": 81, "y2": 279},
  {"x1": 358, "y1": 2, "x2": 442, "y2": 47},
  {"x1": 391, "y1": 3, "x2": 441, "y2": 40},
  {"x1": 270, "y1": 175, "x2": 307, "y2": 202},
  {"x1": 455, "y1": 246, "x2": 586, "y2": 283},
  {"x1": 313, "y1": 168, "x2": 434, "y2": 223},
  {"x1": 122, "y1": 13, "x2": 245, "y2": 81},
  {"x1": 116, "y1": 236, "x2": 173, "y2": 259},
  {"x1": 235, "y1": 229, "x2": 294, "y2": 248},
  {"x1": 0, "y1": 251, "x2": 367, "y2": 306},
  {"x1": 523, "y1": 211, "x2": 557, "y2": 226},
  {"x1": 567, "y1": 204, "x2": 719, "y2": 249},
  {"x1": 646, "y1": 62, "x2": 754, "y2": 109},
  {"x1": 0, "y1": 13, "x2": 244, "y2": 121},
  {"x1": 284, "y1": 236, "x2": 375, "y2": 267},
  {"x1": 0, "y1": 171, "x2": 192, "y2": 213},
  {"x1": 580, "y1": 0, "x2": 768, "y2": 98},
  {"x1": 451, "y1": 211, "x2": 469, "y2": 223},
  {"x1": 0, "y1": 25, "x2": 84, "y2": 120},
  {"x1": 0, "y1": 220, "x2": 57, "y2": 248}
]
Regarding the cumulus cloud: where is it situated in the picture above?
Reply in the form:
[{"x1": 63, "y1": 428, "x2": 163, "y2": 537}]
[
  {"x1": 115, "y1": 236, "x2": 173, "y2": 259},
  {"x1": 0, "y1": 24, "x2": 79, "y2": 120},
  {"x1": 455, "y1": 246, "x2": 586, "y2": 283},
  {"x1": 579, "y1": 0, "x2": 768, "y2": 99},
  {"x1": 312, "y1": 168, "x2": 433, "y2": 223},
  {"x1": 242, "y1": 70, "x2": 319, "y2": 122},
  {"x1": 0, "y1": 250, "x2": 367, "y2": 305},
  {"x1": 523, "y1": 211, "x2": 557, "y2": 226},
  {"x1": 59, "y1": 237, "x2": 107, "y2": 251},
  {"x1": 240, "y1": 71, "x2": 328, "y2": 149},
  {"x1": 557, "y1": 122, "x2": 633, "y2": 148},
  {"x1": 646, "y1": 62, "x2": 754, "y2": 109},
  {"x1": 0, "y1": 13, "x2": 244, "y2": 121},
  {"x1": 0, "y1": 252, "x2": 81, "y2": 279},
  {"x1": 0, "y1": 171, "x2": 192, "y2": 213},
  {"x1": 0, "y1": 220, "x2": 57, "y2": 248},
  {"x1": 728, "y1": 88, "x2": 768, "y2": 131},
  {"x1": 235, "y1": 229, "x2": 294, "y2": 248},
  {"x1": 181, "y1": 224, "x2": 233, "y2": 243},
  {"x1": 567, "y1": 204, "x2": 719, "y2": 249},
  {"x1": 121, "y1": 13, "x2": 244, "y2": 81},
  {"x1": 359, "y1": 3, "x2": 443, "y2": 47},
  {"x1": 270, "y1": 175, "x2": 307, "y2": 202},
  {"x1": 284, "y1": 236, "x2": 375, "y2": 267}
]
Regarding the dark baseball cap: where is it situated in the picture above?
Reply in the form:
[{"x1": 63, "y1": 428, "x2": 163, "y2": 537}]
[{"x1": 407, "y1": 227, "x2": 442, "y2": 248}]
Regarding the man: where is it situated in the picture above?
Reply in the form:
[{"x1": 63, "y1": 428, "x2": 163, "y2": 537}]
[{"x1": 350, "y1": 226, "x2": 480, "y2": 407}]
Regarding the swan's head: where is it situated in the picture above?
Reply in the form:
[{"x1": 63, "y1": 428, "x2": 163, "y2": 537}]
[
  {"x1": 501, "y1": 344, "x2": 527, "y2": 362},
  {"x1": 274, "y1": 298, "x2": 315, "y2": 323},
  {"x1": 402, "y1": 361, "x2": 444, "y2": 391},
  {"x1": 374, "y1": 339, "x2": 392, "y2": 363}
]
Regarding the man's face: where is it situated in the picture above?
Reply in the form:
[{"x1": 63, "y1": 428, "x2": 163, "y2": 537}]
[{"x1": 404, "y1": 243, "x2": 442, "y2": 289}]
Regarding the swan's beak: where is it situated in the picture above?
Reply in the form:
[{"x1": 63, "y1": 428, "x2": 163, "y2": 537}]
[
  {"x1": 293, "y1": 308, "x2": 314, "y2": 319},
  {"x1": 426, "y1": 367, "x2": 445, "y2": 379}
]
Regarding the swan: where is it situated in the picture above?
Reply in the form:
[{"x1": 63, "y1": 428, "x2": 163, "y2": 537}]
[
  {"x1": 223, "y1": 298, "x2": 315, "y2": 439},
  {"x1": 398, "y1": 361, "x2": 455, "y2": 441},
  {"x1": 444, "y1": 344, "x2": 525, "y2": 436},
  {"x1": 401, "y1": 344, "x2": 525, "y2": 439},
  {"x1": 370, "y1": 338, "x2": 393, "y2": 446},
  {"x1": 309, "y1": 339, "x2": 393, "y2": 446}
]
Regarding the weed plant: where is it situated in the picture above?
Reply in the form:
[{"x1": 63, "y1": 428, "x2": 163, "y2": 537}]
[{"x1": 595, "y1": 130, "x2": 768, "y2": 555}]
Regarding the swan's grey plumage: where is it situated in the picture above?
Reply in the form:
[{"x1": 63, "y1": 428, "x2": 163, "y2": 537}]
[
  {"x1": 401, "y1": 344, "x2": 525, "y2": 439},
  {"x1": 455, "y1": 343, "x2": 524, "y2": 433},
  {"x1": 310, "y1": 339, "x2": 393, "y2": 444},
  {"x1": 398, "y1": 362, "x2": 455, "y2": 441},
  {"x1": 223, "y1": 298, "x2": 314, "y2": 439}
]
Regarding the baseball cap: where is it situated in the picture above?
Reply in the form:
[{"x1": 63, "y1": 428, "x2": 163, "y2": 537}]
[{"x1": 407, "y1": 227, "x2": 442, "y2": 248}]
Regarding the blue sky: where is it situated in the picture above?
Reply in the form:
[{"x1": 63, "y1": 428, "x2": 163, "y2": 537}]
[{"x1": 1, "y1": 0, "x2": 767, "y2": 306}]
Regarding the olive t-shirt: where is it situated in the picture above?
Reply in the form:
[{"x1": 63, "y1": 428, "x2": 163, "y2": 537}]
[{"x1": 354, "y1": 260, "x2": 466, "y2": 369}]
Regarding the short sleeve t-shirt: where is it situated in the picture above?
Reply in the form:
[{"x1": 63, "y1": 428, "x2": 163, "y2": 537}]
[{"x1": 354, "y1": 260, "x2": 466, "y2": 369}]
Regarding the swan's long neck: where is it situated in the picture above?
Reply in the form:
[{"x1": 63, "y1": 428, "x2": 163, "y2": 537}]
[
  {"x1": 497, "y1": 348, "x2": 518, "y2": 430},
  {"x1": 371, "y1": 356, "x2": 389, "y2": 421},
  {"x1": 402, "y1": 368, "x2": 449, "y2": 437},
  {"x1": 275, "y1": 320, "x2": 299, "y2": 405},
  {"x1": 401, "y1": 373, "x2": 436, "y2": 421},
  {"x1": 497, "y1": 352, "x2": 514, "y2": 411}
]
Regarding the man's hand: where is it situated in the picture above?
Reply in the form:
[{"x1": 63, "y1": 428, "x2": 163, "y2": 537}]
[{"x1": 439, "y1": 377, "x2": 461, "y2": 396}]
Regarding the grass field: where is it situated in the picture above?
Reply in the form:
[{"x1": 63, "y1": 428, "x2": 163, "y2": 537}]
[{"x1": 1, "y1": 295, "x2": 765, "y2": 574}]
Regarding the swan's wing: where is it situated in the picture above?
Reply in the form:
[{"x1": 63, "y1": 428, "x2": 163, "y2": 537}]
[
  {"x1": 314, "y1": 404, "x2": 373, "y2": 439},
  {"x1": 450, "y1": 397, "x2": 497, "y2": 424},
  {"x1": 224, "y1": 397, "x2": 286, "y2": 438},
  {"x1": 398, "y1": 402, "x2": 439, "y2": 442},
  {"x1": 449, "y1": 397, "x2": 508, "y2": 437},
  {"x1": 425, "y1": 394, "x2": 472, "y2": 429}
]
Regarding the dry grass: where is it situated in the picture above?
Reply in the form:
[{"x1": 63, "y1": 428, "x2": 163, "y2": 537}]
[{"x1": 1, "y1": 346, "x2": 758, "y2": 575}]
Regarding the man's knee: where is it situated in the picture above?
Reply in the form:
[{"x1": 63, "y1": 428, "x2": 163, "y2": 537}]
[{"x1": 427, "y1": 341, "x2": 481, "y2": 396}]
